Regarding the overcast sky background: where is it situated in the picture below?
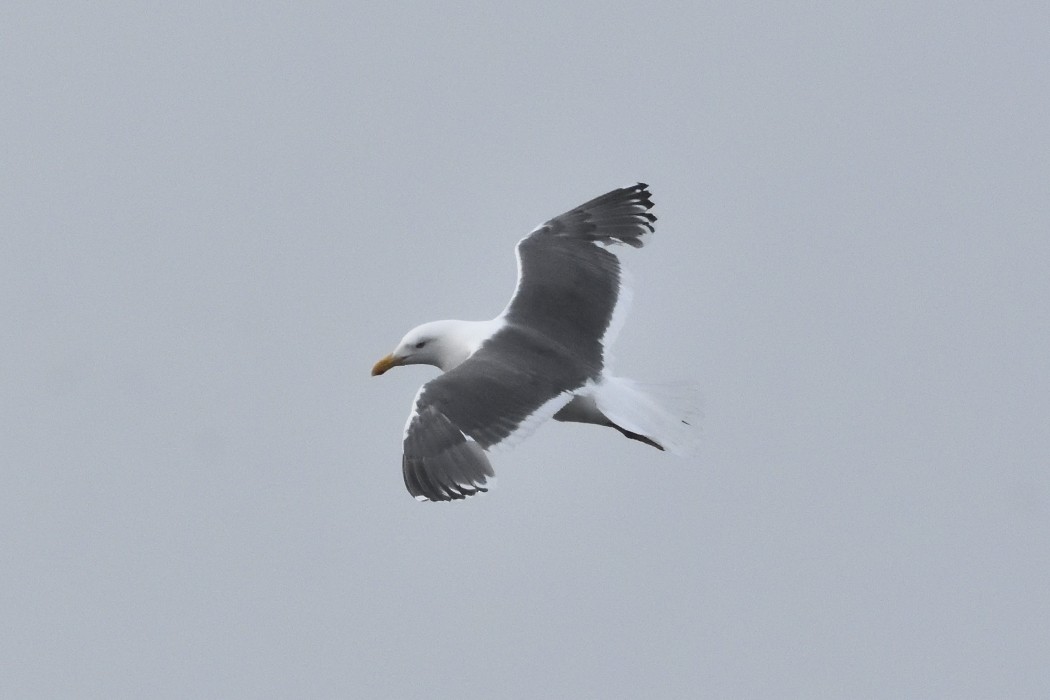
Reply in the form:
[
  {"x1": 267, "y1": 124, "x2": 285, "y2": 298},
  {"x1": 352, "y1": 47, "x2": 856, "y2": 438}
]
[{"x1": 3, "y1": 3, "x2": 1049, "y2": 697}]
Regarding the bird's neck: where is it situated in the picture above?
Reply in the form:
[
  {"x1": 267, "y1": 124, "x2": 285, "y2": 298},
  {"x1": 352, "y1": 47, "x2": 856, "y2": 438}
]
[{"x1": 436, "y1": 318, "x2": 505, "y2": 372}]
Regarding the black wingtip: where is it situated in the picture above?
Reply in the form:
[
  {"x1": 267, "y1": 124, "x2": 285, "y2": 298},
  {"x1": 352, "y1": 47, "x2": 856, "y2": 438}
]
[
  {"x1": 531, "y1": 183, "x2": 658, "y2": 248},
  {"x1": 402, "y1": 406, "x2": 495, "y2": 502}
]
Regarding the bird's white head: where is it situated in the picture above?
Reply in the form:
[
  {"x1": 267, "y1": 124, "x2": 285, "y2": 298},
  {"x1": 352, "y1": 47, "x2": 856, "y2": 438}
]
[{"x1": 371, "y1": 319, "x2": 488, "y2": 376}]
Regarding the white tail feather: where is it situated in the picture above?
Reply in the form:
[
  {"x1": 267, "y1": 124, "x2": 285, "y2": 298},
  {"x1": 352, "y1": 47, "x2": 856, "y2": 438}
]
[{"x1": 593, "y1": 376, "x2": 702, "y2": 455}]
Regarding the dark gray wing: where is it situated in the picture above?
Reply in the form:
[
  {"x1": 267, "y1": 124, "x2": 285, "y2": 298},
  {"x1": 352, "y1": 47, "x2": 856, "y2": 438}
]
[
  {"x1": 503, "y1": 183, "x2": 656, "y2": 371},
  {"x1": 402, "y1": 325, "x2": 587, "y2": 501}
]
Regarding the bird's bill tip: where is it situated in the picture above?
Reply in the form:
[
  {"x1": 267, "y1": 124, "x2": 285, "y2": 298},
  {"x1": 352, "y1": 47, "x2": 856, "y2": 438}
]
[{"x1": 371, "y1": 353, "x2": 400, "y2": 376}]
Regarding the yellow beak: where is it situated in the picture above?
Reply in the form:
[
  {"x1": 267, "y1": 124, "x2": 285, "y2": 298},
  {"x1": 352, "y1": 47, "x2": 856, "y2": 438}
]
[{"x1": 371, "y1": 353, "x2": 401, "y2": 376}]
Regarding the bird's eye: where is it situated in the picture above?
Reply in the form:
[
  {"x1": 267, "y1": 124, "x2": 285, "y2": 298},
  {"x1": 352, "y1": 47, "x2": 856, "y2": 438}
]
[{"x1": 414, "y1": 341, "x2": 426, "y2": 349}]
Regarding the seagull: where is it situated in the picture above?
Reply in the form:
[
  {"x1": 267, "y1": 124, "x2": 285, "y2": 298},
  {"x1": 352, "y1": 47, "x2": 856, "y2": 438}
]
[{"x1": 372, "y1": 183, "x2": 698, "y2": 501}]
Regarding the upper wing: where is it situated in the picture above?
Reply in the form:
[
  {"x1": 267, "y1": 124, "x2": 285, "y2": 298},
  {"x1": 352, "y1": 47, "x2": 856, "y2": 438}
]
[{"x1": 501, "y1": 183, "x2": 656, "y2": 367}]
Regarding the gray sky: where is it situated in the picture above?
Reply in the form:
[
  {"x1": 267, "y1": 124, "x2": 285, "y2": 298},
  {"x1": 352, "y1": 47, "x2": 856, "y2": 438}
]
[{"x1": 3, "y1": 2, "x2": 1049, "y2": 697}]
